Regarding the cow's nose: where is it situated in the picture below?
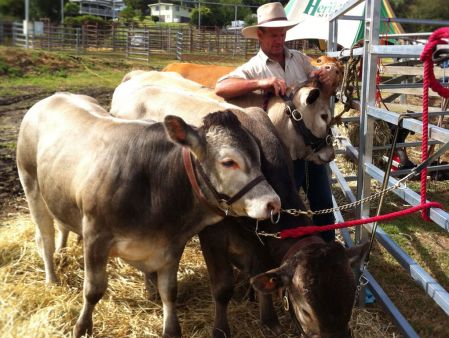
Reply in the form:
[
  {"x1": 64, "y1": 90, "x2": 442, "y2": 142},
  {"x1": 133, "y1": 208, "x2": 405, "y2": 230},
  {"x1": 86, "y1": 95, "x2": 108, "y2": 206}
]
[{"x1": 267, "y1": 199, "x2": 281, "y2": 215}]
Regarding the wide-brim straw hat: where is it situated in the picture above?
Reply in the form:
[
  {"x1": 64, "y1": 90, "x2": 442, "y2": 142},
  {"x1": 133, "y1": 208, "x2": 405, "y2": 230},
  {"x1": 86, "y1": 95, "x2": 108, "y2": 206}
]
[{"x1": 242, "y1": 2, "x2": 301, "y2": 39}]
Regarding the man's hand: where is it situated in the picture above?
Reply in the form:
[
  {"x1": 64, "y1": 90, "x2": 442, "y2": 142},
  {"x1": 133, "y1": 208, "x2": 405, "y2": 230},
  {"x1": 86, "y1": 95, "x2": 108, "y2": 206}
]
[
  {"x1": 311, "y1": 68, "x2": 340, "y2": 96},
  {"x1": 257, "y1": 77, "x2": 287, "y2": 96}
]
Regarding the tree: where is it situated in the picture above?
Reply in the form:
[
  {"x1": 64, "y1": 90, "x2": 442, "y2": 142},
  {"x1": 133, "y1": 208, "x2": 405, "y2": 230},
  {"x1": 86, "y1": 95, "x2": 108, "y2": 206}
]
[
  {"x1": 244, "y1": 12, "x2": 256, "y2": 26},
  {"x1": 120, "y1": 6, "x2": 137, "y2": 24},
  {"x1": 190, "y1": 0, "x2": 254, "y2": 28},
  {"x1": 125, "y1": 0, "x2": 154, "y2": 15},
  {"x1": 0, "y1": 0, "x2": 62, "y2": 21},
  {"x1": 30, "y1": 0, "x2": 60, "y2": 21},
  {"x1": 64, "y1": 2, "x2": 80, "y2": 18},
  {"x1": 390, "y1": 0, "x2": 449, "y2": 32},
  {"x1": 190, "y1": 6, "x2": 218, "y2": 26},
  {"x1": 0, "y1": 0, "x2": 23, "y2": 19},
  {"x1": 409, "y1": 0, "x2": 449, "y2": 31}
]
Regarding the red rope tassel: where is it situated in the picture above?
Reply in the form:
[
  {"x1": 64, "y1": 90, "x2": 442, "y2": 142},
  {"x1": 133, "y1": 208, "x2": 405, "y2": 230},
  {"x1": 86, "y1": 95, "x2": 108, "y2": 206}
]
[
  {"x1": 279, "y1": 202, "x2": 443, "y2": 239},
  {"x1": 419, "y1": 27, "x2": 449, "y2": 220}
]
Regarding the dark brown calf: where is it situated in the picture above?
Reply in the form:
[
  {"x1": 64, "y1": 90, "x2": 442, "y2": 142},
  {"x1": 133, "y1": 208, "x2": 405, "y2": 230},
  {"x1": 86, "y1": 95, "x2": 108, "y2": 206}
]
[{"x1": 198, "y1": 107, "x2": 368, "y2": 337}]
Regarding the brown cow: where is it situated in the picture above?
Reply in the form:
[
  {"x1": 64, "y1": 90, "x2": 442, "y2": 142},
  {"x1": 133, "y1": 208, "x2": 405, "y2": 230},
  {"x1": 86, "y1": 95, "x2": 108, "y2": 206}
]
[
  {"x1": 310, "y1": 55, "x2": 344, "y2": 95},
  {"x1": 162, "y1": 58, "x2": 343, "y2": 94},
  {"x1": 17, "y1": 92, "x2": 281, "y2": 338},
  {"x1": 162, "y1": 62, "x2": 235, "y2": 88}
]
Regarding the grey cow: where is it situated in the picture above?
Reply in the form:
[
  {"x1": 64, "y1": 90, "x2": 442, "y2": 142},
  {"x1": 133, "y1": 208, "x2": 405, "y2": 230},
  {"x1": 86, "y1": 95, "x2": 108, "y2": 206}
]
[{"x1": 16, "y1": 92, "x2": 280, "y2": 337}]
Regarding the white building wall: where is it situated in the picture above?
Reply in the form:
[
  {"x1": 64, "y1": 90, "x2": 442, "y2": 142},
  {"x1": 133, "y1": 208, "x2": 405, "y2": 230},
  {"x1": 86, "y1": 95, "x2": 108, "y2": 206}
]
[{"x1": 149, "y1": 3, "x2": 190, "y2": 23}]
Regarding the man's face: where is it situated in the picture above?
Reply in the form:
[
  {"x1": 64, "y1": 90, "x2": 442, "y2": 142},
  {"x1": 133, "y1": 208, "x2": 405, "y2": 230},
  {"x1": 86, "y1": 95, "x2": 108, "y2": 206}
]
[{"x1": 257, "y1": 27, "x2": 288, "y2": 58}]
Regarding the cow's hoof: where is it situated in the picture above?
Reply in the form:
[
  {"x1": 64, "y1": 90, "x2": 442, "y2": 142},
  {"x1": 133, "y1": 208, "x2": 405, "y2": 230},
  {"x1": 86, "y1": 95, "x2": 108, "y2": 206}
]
[
  {"x1": 263, "y1": 320, "x2": 282, "y2": 336},
  {"x1": 162, "y1": 326, "x2": 181, "y2": 338},
  {"x1": 213, "y1": 326, "x2": 231, "y2": 338},
  {"x1": 45, "y1": 274, "x2": 59, "y2": 284},
  {"x1": 73, "y1": 318, "x2": 93, "y2": 338}
]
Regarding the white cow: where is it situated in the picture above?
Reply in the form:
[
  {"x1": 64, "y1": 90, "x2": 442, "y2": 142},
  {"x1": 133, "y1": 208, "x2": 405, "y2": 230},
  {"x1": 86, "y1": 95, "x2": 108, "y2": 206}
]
[{"x1": 111, "y1": 71, "x2": 334, "y2": 164}]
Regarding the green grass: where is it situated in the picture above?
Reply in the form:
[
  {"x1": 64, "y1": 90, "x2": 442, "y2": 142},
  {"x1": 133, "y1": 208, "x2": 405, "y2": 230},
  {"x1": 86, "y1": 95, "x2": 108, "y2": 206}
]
[
  {"x1": 0, "y1": 141, "x2": 16, "y2": 150},
  {"x1": 2, "y1": 70, "x2": 121, "y2": 94},
  {"x1": 0, "y1": 47, "x2": 179, "y2": 97}
]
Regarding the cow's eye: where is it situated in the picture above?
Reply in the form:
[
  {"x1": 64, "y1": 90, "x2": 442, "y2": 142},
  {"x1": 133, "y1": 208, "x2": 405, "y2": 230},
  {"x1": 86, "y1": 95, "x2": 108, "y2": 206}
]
[{"x1": 221, "y1": 159, "x2": 239, "y2": 169}]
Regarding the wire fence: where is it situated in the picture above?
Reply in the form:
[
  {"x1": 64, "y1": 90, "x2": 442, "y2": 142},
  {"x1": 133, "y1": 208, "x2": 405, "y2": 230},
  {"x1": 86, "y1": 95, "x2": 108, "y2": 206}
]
[{"x1": 0, "y1": 21, "x2": 271, "y2": 62}]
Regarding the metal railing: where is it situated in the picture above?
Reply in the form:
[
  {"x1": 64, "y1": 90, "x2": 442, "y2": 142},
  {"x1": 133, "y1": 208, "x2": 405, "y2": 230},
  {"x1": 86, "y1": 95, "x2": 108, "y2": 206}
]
[{"x1": 327, "y1": 1, "x2": 449, "y2": 337}]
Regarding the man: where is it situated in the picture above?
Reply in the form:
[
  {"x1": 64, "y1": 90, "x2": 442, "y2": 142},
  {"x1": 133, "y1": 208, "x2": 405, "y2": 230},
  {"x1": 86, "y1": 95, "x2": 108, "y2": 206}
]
[{"x1": 215, "y1": 2, "x2": 335, "y2": 241}]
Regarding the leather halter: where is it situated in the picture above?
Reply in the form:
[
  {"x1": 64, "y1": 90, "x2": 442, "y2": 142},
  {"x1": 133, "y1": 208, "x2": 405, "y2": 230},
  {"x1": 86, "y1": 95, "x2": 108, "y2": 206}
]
[
  {"x1": 281, "y1": 235, "x2": 325, "y2": 336},
  {"x1": 282, "y1": 235, "x2": 325, "y2": 263},
  {"x1": 182, "y1": 147, "x2": 265, "y2": 217},
  {"x1": 280, "y1": 90, "x2": 333, "y2": 153}
]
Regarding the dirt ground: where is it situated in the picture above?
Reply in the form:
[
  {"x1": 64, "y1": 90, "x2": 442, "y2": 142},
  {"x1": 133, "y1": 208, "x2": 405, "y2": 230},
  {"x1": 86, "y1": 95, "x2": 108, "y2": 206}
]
[{"x1": 0, "y1": 87, "x2": 112, "y2": 215}]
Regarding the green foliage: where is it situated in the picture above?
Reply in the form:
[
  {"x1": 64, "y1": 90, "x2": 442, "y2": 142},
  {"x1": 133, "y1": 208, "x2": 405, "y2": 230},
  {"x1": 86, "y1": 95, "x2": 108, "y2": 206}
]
[
  {"x1": 0, "y1": 59, "x2": 22, "y2": 77},
  {"x1": 409, "y1": 0, "x2": 449, "y2": 31},
  {"x1": 0, "y1": 0, "x2": 24, "y2": 19},
  {"x1": 190, "y1": 0, "x2": 255, "y2": 27},
  {"x1": 151, "y1": 15, "x2": 160, "y2": 23},
  {"x1": 64, "y1": 2, "x2": 80, "y2": 17},
  {"x1": 64, "y1": 15, "x2": 106, "y2": 27},
  {"x1": 0, "y1": 0, "x2": 63, "y2": 21},
  {"x1": 244, "y1": 12, "x2": 257, "y2": 26},
  {"x1": 390, "y1": 0, "x2": 449, "y2": 32},
  {"x1": 30, "y1": 0, "x2": 60, "y2": 21},
  {"x1": 242, "y1": 0, "x2": 271, "y2": 8},
  {"x1": 190, "y1": 7, "x2": 216, "y2": 26},
  {"x1": 125, "y1": 0, "x2": 153, "y2": 15},
  {"x1": 120, "y1": 6, "x2": 138, "y2": 24}
]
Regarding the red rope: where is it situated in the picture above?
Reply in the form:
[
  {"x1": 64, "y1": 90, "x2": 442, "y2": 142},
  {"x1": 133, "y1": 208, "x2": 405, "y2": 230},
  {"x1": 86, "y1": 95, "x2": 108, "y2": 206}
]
[
  {"x1": 419, "y1": 27, "x2": 449, "y2": 220},
  {"x1": 279, "y1": 202, "x2": 443, "y2": 239}
]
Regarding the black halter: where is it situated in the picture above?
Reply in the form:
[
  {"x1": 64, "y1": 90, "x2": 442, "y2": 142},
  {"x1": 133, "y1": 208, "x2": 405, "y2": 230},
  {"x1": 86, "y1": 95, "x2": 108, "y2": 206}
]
[{"x1": 280, "y1": 90, "x2": 334, "y2": 153}]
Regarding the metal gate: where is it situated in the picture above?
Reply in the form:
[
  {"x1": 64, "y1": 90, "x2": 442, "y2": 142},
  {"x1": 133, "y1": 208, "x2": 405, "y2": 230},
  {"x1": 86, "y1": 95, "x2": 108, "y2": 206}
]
[{"x1": 326, "y1": 1, "x2": 449, "y2": 336}]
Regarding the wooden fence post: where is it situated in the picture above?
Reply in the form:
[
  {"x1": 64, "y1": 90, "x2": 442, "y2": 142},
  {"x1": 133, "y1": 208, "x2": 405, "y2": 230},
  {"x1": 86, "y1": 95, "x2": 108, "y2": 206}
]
[{"x1": 216, "y1": 27, "x2": 219, "y2": 55}]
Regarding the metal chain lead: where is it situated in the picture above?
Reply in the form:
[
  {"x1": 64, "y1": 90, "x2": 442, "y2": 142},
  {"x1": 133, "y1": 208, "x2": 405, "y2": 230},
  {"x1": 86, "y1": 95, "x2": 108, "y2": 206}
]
[{"x1": 282, "y1": 171, "x2": 414, "y2": 217}]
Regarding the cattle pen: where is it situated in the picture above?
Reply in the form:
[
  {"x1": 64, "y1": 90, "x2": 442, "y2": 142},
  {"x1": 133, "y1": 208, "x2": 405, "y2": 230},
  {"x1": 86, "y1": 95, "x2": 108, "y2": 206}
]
[
  {"x1": 325, "y1": 0, "x2": 449, "y2": 337},
  {"x1": 0, "y1": 0, "x2": 449, "y2": 337}
]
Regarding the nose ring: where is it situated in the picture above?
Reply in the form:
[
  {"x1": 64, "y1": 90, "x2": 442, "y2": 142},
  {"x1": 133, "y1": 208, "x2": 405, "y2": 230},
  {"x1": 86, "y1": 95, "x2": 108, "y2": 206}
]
[{"x1": 271, "y1": 209, "x2": 280, "y2": 224}]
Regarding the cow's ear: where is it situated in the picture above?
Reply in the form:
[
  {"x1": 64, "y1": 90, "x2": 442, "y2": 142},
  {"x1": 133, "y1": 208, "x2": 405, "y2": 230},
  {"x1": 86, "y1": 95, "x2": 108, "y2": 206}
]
[
  {"x1": 250, "y1": 267, "x2": 291, "y2": 294},
  {"x1": 346, "y1": 242, "x2": 370, "y2": 269},
  {"x1": 306, "y1": 88, "x2": 320, "y2": 105},
  {"x1": 164, "y1": 115, "x2": 203, "y2": 153}
]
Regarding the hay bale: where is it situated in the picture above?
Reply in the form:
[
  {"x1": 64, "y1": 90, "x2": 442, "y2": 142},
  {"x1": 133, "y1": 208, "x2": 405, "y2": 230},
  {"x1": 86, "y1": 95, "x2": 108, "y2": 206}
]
[
  {"x1": 0, "y1": 212, "x2": 399, "y2": 337},
  {"x1": 336, "y1": 102, "x2": 391, "y2": 167}
]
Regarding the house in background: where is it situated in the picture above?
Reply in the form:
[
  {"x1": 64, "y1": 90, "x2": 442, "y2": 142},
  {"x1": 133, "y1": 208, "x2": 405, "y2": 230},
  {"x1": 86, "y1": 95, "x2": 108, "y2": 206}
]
[
  {"x1": 69, "y1": 0, "x2": 126, "y2": 19},
  {"x1": 148, "y1": 3, "x2": 191, "y2": 23}
]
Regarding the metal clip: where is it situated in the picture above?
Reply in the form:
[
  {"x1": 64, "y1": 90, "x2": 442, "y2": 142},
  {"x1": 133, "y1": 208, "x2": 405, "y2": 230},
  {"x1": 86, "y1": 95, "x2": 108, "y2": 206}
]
[
  {"x1": 283, "y1": 290, "x2": 290, "y2": 311},
  {"x1": 256, "y1": 231, "x2": 281, "y2": 239},
  {"x1": 218, "y1": 199, "x2": 231, "y2": 216},
  {"x1": 432, "y1": 46, "x2": 449, "y2": 65},
  {"x1": 358, "y1": 274, "x2": 369, "y2": 286},
  {"x1": 291, "y1": 109, "x2": 303, "y2": 121}
]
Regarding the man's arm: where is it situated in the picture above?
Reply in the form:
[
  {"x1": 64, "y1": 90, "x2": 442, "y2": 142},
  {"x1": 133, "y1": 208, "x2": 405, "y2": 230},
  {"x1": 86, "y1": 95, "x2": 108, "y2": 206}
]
[{"x1": 215, "y1": 77, "x2": 287, "y2": 99}]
